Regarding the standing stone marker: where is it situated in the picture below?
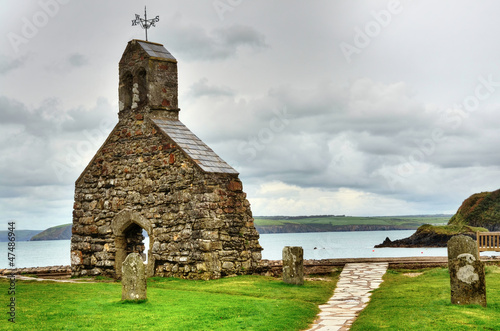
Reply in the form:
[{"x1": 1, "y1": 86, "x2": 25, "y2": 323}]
[
  {"x1": 447, "y1": 235, "x2": 479, "y2": 261},
  {"x1": 282, "y1": 246, "x2": 304, "y2": 285},
  {"x1": 447, "y1": 235, "x2": 486, "y2": 307},
  {"x1": 122, "y1": 253, "x2": 147, "y2": 301}
]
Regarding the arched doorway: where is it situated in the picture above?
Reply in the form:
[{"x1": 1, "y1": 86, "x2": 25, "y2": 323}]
[{"x1": 111, "y1": 210, "x2": 154, "y2": 278}]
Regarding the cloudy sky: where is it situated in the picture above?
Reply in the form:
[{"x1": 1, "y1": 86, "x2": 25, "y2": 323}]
[{"x1": 2, "y1": 0, "x2": 500, "y2": 229}]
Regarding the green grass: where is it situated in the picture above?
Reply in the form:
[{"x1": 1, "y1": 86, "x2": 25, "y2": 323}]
[
  {"x1": 351, "y1": 266, "x2": 500, "y2": 330},
  {"x1": 0, "y1": 274, "x2": 338, "y2": 330},
  {"x1": 417, "y1": 224, "x2": 488, "y2": 235}
]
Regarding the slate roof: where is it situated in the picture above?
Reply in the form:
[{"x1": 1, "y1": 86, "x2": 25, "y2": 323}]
[
  {"x1": 152, "y1": 118, "x2": 239, "y2": 174},
  {"x1": 137, "y1": 41, "x2": 176, "y2": 62}
]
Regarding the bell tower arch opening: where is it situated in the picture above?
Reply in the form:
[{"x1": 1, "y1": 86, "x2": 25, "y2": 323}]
[
  {"x1": 136, "y1": 67, "x2": 148, "y2": 108},
  {"x1": 119, "y1": 71, "x2": 133, "y2": 111}
]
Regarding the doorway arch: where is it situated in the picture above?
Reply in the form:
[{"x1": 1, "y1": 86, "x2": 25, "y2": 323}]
[{"x1": 111, "y1": 210, "x2": 154, "y2": 278}]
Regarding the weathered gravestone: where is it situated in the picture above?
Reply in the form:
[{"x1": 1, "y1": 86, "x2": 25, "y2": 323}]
[
  {"x1": 122, "y1": 253, "x2": 147, "y2": 301},
  {"x1": 447, "y1": 235, "x2": 486, "y2": 307},
  {"x1": 282, "y1": 246, "x2": 304, "y2": 285},
  {"x1": 447, "y1": 235, "x2": 479, "y2": 261}
]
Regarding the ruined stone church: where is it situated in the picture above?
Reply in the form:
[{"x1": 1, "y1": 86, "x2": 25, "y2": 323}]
[{"x1": 71, "y1": 39, "x2": 262, "y2": 280}]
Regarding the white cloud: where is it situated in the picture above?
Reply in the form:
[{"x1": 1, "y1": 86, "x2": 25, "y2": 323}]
[{"x1": 249, "y1": 181, "x2": 419, "y2": 216}]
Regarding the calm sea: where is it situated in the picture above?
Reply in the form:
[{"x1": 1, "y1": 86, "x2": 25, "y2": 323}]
[{"x1": 3, "y1": 230, "x2": 497, "y2": 269}]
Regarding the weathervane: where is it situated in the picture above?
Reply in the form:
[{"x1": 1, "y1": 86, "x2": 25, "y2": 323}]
[{"x1": 132, "y1": 6, "x2": 159, "y2": 41}]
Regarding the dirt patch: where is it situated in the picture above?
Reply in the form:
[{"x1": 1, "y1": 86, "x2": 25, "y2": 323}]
[
  {"x1": 305, "y1": 277, "x2": 330, "y2": 281},
  {"x1": 403, "y1": 272, "x2": 423, "y2": 277}
]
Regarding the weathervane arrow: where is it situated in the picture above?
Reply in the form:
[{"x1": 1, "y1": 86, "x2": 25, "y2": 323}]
[{"x1": 132, "y1": 6, "x2": 159, "y2": 41}]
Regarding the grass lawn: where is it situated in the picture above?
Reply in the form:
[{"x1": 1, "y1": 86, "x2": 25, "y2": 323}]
[
  {"x1": 351, "y1": 266, "x2": 500, "y2": 330},
  {"x1": 0, "y1": 274, "x2": 337, "y2": 330}
]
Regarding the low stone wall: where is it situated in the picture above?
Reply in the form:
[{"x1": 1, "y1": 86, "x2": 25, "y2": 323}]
[
  {"x1": 5, "y1": 256, "x2": 497, "y2": 278},
  {"x1": 256, "y1": 259, "x2": 342, "y2": 277},
  {"x1": 0, "y1": 265, "x2": 71, "y2": 277},
  {"x1": 0, "y1": 261, "x2": 318, "y2": 278}
]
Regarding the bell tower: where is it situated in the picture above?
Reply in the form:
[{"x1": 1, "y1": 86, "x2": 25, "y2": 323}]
[{"x1": 118, "y1": 39, "x2": 179, "y2": 119}]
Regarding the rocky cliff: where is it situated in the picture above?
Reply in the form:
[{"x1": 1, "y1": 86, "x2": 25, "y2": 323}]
[{"x1": 375, "y1": 224, "x2": 485, "y2": 248}]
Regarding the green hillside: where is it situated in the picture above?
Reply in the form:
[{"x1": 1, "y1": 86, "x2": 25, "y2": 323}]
[
  {"x1": 254, "y1": 215, "x2": 451, "y2": 233},
  {"x1": 30, "y1": 223, "x2": 72, "y2": 241},
  {"x1": 448, "y1": 189, "x2": 500, "y2": 230}
]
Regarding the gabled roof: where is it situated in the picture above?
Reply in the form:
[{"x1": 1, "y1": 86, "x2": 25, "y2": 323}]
[
  {"x1": 136, "y1": 40, "x2": 176, "y2": 62},
  {"x1": 152, "y1": 118, "x2": 239, "y2": 175}
]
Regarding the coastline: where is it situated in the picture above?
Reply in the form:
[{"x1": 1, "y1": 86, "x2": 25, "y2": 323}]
[{"x1": 255, "y1": 224, "x2": 418, "y2": 234}]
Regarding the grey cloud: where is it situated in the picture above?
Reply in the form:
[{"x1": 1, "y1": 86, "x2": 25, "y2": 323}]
[
  {"x1": 167, "y1": 23, "x2": 268, "y2": 61},
  {"x1": 0, "y1": 96, "x2": 29, "y2": 124},
  {"x1": 428, "y1": 133, "x2": 500, "y2": 169},
  {"x1": 0, "y1": 96, "x2": 115, "y2": 188},
  {"x1": 0, "y1": 96, "x2": 115, "y2": 137},
  {"x1": 0, "y1": 97, "x2": 62, "y2": 137},
  {"x1": 45, "y1": 53, "x2": 90, "y2": 73},
  {"x1": 266, "y1": 79, "x2": 431, "y2": 136},
  {"x1": 187, "y1": 78, "x2": 234, "y2": 98},
  {"x1": 62, "y1": 97, "x2": 115, "y2": 132},
  {"x1": 0, "y1": 54, "x2": 27, "y2": 75},
  {"x1": 186, "y1": 76, "x2": 500, "y2": 203},
  {"x1": 0, "y1": 126, "x2": 54, "y2": 187},
  {"x1": 350, "y1": 132, "x2": 406, "y2": 156},
  {"x1": 214, "y1": 25, "x2": 268, "y2": 50},
  {"x1": 67, "y1": 53, "x2": 89, "y2": 67}
]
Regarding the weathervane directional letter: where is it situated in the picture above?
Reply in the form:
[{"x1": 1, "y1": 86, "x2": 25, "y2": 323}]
[{"x1": 131, "y1": 6, "x2": 159, "y2": 41}]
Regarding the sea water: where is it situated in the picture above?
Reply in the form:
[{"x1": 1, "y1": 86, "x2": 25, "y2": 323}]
[{"x1": 2, "y1": 230, "x2": 498, "y2": 269}]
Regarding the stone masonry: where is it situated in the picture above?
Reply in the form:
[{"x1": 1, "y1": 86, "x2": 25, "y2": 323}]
[{"x1": 71, "y1": 40, "x2": 262, "y2": 280}]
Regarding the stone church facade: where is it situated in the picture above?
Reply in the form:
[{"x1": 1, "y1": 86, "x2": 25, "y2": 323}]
[{"x1": 71, "y1": 40, "x2": 262, "y2": 280}]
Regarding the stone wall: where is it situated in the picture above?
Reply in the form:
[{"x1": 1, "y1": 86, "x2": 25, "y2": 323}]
[
  {"x1": 72, "y1": 116, "x2": 262, "y2": 279},
  {"x1": 71, "y1": 40, "x2": 262, "y2": 280}
]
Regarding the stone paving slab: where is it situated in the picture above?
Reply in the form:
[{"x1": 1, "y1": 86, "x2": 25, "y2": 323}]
[{"x1": 307, "y1": 262, "x2": 388, "y2": 331}]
